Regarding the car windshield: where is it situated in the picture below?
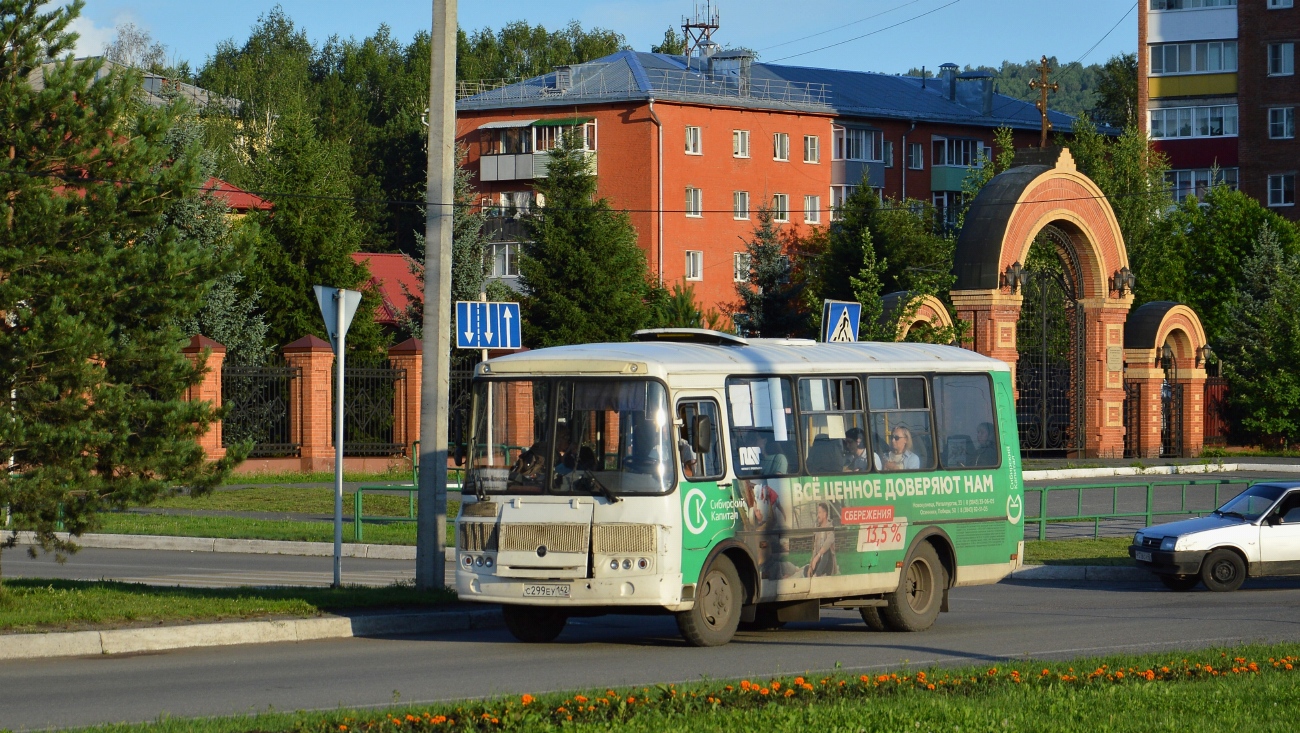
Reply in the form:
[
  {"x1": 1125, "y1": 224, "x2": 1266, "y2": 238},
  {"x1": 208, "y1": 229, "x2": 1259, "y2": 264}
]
[
  {"x1": 1216, "y1": 484, "x2": 1288, "y2": 521},
  {"x1": 465, "y1": 378, "x2": 673, "y2": 496}
]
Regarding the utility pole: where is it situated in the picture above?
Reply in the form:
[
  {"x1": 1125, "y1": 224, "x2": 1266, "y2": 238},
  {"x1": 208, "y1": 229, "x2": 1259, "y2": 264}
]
[{"x1": 416, "y1": 0, "x2": 456, "y2": 591}]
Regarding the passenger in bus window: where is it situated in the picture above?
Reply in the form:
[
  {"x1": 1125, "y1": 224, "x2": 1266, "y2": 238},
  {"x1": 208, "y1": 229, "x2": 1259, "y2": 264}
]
[
  {"x1": 842, "y1": 427, "x2": 871, "y2": 472},
  {"x1": 876, "y1": 424, "x2": 920, "y2": 471},
  {"x1": 973, "y1": 422, "x2": 998, "y2": 467},
  {"x1": 678, "y1": 438, "x2": 697, "y2": 477},
  {"x1": 754, "y1": 432, "x2": 789, "y2": 475}
]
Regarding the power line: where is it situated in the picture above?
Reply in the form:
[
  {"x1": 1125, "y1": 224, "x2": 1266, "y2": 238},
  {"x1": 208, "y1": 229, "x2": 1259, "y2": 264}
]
[
  {"x1": 769, "y1": 0, "x2": 964, "y2": 63},
  {"x1": 1076, "y1": 2, "x2": 1137, "y2": 65},
  {"x1": 757, "y1": 1, "x2": 922, "y2": 53}
]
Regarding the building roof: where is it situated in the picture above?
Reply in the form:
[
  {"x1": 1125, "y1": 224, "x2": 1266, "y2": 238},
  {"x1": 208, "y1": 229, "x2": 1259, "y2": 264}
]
[
  {"x1": 351, "y1": 252, "x2": 422, "y2": 326},
  {"x1": 30, "y1": 58, "x2": 240, "y2": 113},
  {"x1": 458, "y1": 49, "x2": 1078, "y2": 133},
  {"x1": 203, "y1": 178, "x2": 272, "y2": 213}
]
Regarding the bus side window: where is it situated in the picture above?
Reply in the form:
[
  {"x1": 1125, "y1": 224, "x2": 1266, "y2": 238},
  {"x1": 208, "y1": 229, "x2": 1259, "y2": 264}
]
[
  {"x1": 677, "y1": 400, "x2": 724, "y2": 480},
  {"x1": 725, "y1": 377, "x2": 798, "y2": 478},
  {"x1": 934, "y1": 374, "x2": 999, "y2": 468},
  {"x1": 866, "y1": 376, "x2": 936, "y2": 472},
  {"x1": 797, "y1": 377, "x2": 868, "y2": 475}
]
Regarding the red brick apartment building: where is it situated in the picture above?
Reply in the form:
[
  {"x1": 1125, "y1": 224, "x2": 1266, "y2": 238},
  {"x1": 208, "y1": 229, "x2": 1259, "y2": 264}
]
[
  {"x1": 457, "y1": 50, "x2": 1071, "y2": 313},
  {"x1": 1139, "y1": 0, "x2": 1300, "y2": 216}
]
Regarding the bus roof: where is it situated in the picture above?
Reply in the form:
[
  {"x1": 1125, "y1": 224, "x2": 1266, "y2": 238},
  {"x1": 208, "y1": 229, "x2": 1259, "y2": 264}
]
[{"x1": 479, "y1": 339, "x2": 1009, "y2": 379}]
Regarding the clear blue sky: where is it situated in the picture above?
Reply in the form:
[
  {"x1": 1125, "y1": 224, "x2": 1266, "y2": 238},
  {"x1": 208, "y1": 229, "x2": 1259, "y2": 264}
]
[{"x1": 70, "y1": 0, "x2": 1138, "y2": 75}]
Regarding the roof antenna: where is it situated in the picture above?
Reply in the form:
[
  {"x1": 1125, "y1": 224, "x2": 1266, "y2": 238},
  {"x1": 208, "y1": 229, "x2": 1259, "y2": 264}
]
[
  {"x1": 682, "y1": 1, "x2": 721, "y2": 62},
  {"x1": 921, "y1": 65, "x2": 926, "y2": 89}
]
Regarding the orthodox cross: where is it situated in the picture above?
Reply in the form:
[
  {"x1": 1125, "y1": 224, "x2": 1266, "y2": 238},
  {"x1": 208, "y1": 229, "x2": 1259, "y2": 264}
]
[{"x1": 1028, "y1": 55, "x2": 1059, "y2": 148}]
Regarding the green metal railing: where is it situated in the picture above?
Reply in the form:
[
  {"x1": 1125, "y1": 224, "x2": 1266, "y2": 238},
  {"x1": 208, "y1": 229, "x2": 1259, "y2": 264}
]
[
  {"x1": 1024, "y1": 478, "x2": 1267, "y2": 540},
  {"x1": 353, "y1": 441, "x2": 472, "y2": 542}
]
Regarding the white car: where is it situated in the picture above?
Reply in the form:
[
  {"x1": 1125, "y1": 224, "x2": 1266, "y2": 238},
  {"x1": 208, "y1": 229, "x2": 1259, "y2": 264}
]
[{"x1": 1130, "y1": 481, "x2": 1300, "y2": 592}]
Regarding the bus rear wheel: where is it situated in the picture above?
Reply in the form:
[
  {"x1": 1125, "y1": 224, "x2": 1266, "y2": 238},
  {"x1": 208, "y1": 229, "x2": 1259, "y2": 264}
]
[
  {"x1": 676, "y1": 555, "x2": 742, "y2": 647},
  {"x1": 502, "y1": 605, "x2": 567, "y2": 643},
  {"x1": 882, "y1": 542, "x2": 945, "y2": 632}
]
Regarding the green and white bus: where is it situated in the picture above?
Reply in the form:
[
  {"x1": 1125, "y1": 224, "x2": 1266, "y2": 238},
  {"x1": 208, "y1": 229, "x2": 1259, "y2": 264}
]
[{"x1": 456, "y1": 329, "x2": 1025, "y2": 646}]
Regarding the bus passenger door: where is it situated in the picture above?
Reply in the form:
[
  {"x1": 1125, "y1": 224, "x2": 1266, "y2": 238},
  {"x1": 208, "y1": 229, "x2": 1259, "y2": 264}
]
[{"x1": 676, "y1": 397, "x2": 738, "y2": 584}]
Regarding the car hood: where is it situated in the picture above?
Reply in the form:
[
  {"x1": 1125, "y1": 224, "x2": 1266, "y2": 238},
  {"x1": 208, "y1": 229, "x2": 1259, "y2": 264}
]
[{"x1": 1144, "y1": 515, "x2": 1245, "y2": 538}]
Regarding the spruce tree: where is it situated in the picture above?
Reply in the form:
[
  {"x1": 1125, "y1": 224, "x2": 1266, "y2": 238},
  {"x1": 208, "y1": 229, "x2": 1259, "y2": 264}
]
[
  {"x1": 0, "y1": 0, "x2": 242, "y2": 579},
  {"x1": 518, "y1": 133, "x2": 655, "y2": 346},
  {"x1": 734, "y1": 204, "x2": 807, "y2": 337}
]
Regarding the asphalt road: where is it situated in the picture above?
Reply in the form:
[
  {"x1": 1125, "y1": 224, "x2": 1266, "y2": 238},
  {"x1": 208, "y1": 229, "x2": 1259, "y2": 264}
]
[
  {"x1": 6, "y1": 577, "x2": 1300, "y2": 731},
  {"x1": 5, "y1": 546, "x2": 426, "y2": 588}
]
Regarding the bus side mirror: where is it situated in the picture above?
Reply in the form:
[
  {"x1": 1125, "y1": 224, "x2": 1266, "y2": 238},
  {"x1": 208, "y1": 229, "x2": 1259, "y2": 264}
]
[{"x1": 694, "y1": 415, "x2": 714, "y2": 454}]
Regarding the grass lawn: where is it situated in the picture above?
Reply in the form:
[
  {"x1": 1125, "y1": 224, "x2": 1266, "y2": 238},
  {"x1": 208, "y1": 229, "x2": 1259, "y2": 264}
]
[
  {"x1": 1023, "y1": 537, "x2": 1132, "y2": 566},
  {"x1": 150, "y1": 486, "x2": 450, "y2": 518},
  {"x1": 59, "y1": 644, "x2": 1300, "y2": 732},
  {"x1": 222, "y1": 468, "x2": 417, "y2": 485},
  {"x1": 91, "y1": 512, "x2": 453, "y2": 546},
  {"x1": 0, "y1": 579, "x2": 458, "y2": 634}
]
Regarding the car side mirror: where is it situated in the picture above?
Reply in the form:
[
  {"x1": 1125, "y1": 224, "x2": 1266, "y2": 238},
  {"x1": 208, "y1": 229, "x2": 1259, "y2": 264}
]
[{"x1": 693, "y1": 415, "x2": 714, "y2": 454}]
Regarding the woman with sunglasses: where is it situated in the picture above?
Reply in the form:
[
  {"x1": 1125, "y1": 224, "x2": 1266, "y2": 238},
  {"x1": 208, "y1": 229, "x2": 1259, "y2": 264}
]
[{"x1": 876, "y1": 424, "x2": 920, "y2": 472}]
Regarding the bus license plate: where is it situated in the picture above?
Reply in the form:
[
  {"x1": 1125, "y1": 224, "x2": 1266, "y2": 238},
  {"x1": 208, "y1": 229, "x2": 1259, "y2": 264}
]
[
  {"x1": 523, "y1": 584, "x2": 571, "y2": 598},
  {"x1": 1135, "y1": 551, "x2": 1153, "y2": 562}
]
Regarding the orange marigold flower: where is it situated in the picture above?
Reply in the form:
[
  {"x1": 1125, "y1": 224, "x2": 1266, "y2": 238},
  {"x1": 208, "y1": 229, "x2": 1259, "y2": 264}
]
[
  {"x1": 771, "y1": 681, "x2": 781, "y2": 690},
  {"x1": 796, "y1": 676, "x2": 806, "y2": 685},
  {"x1": 759, "y1": 688, "x2": 770, "y2": 696},
  {"x1": 575, "y1": 695, "x2": 588, "y2": 703},
  {"x1": 338, "y1": 727, "x2": 348, "y2": 732},
  {"x1": 740, "y1": 680, "x2": 752, "y2": 690},
  {"x1": 877, "y1": 675, "x2": 890, "y2": 683},
  {"x1": 1287, "y1": 664, "x2": 1294, "y2": 670},
  {"x1": 521, "y1": 694, "x2": 535, "y2": 706},
  {"x1": 1115, "y1": 671, "x2": 1125, "y2": 679},
  {"x1": 927, "y1": 684, "x2": 935, "y2": 690},
  {"x1": 627, "y1": 697, "x2": 636, "y2": 704},
  {"x1": 725, "y1": 685, "x2": 734, "y2": 692},
  {"x1": 784, "y1": 688, "x2": 795, "y2": 697},
  {"x1": 491, "y1": 718, "x2": 499, "y2": 724}
]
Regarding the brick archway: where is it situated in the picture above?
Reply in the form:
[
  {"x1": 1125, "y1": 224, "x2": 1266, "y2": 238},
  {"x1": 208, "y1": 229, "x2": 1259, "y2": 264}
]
[
  {"x1": 950, "y1": 148, "x2": 1134, "y2": 457},
  {"x1": 1124, "y1": 303, "x2": 1210, "y2": 457},
  {"x1": 880, "y1": 292, "x2": 956, "y2": 341}
]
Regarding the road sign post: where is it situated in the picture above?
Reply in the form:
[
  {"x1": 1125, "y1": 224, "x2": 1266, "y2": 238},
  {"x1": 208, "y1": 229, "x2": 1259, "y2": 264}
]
[
  {"x1": 314, "y1": 285, "x2": 362, "y2": 588},
  {"x1": 822, "y1": 300, "x2": 862, "y2": 343}
]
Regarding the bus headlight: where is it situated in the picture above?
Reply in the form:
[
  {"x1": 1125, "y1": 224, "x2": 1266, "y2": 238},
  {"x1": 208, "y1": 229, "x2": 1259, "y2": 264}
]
[
  {"x1": 475, "y1": 556, "x2": 484, "y2": 567},
  {"x1": 622, "y1": 558, "x2": 633, "y2": 570},
  {"x1": 484, "y1": 556, "x2": 493, "y2": 568},
  {"x1": 610, "y1": 559, "x2": 620, "y2": 570},
  {"x1": 462, "y1": 555, "x2": 473, "y2": 568}
]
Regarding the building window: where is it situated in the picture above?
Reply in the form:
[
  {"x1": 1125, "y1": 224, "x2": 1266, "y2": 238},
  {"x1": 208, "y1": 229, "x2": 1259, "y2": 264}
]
[
  {"x1": 883, "y1": 141, "x2": 895, "y2": 168},
  {"x1": 685, "y1": 126, "x2": 702, "y2": 155},
  {"x1": 1149, "y1": 41, "x2": 1237, "y2": 75},
  {"x1": 832, "y1": 126, "x2": 884, "y2": 162},
  {"x1": 932, "y1": 136, "x2": 984, "y2": 167},
  {"x1": 1166, "y1": 168, "x2": 1239, "y2": 202},
  {"x1": 829, "y1": 185, "x2": 857, "y2": 220},
  {"x1": 685, "y1": 187, "x2": 703, "y2": 217},
  {"x1": 932, "y1": 191, "x2": 965, "y2": 231},
  {"x1": 489, "y1": 191, "x2": 535, "y2": 217},
  {"x1": 1269, "y1": 0, "x2": 1293, "y2": 8},
  {"x1": 733, "y1": 129, "x2": 750, "y2": 158},
  {"x1": 1270, "y1": 43, "x2": 1295, "y2": 76},
  {"x1": 804, "y1": 195, "x2": 821, "y2": 224},
  {"x1": 1149, "y1": 0, "x2": 1237, "y2": 9},
  {"x1": 733, "y1": 190, "x2": 750, "y2": 219},
  {"x1": 734, "y1": 252, "x2": 752, "y2": 282},
  {"x1": 533, "y1": 121, "x2": 597, "y2": 152},
  {"x1": 804, "y1": 135, "x2": 820, "y2": 163},
  {"x1": 1149, "y1": 105, "x2": 1238, "y2": 138},
  {"x1": 907, "y1": 142, "x2": 925, "y2": 170},
  {"x1": 773, "y1": 133, "x2": 790, "y2": 161},
  {"x1": 772, "y1": 194, "x2": 789, "y2": 222},
  {"x1": 490, "y1": 243, "x2": 520, "y2": 278},
  {"x1": 1270, "y1": 108, "x2": 1296, "y2": 139},
  {"x1": 685, "y1": 250, "x2": 703, "y2": 281},
  {"x1": 1269, "y1": 174, "x2": 1296, "y2": 206}
]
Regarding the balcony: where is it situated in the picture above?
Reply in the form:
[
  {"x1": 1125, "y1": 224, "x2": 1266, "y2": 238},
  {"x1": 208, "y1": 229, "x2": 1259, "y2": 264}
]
[{"x1": 479, "y1": 150, "x2": 596, "y2": 182}]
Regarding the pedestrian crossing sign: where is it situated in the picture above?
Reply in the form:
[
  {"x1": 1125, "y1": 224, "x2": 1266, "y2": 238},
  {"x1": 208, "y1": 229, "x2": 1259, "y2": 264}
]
[{"x1": 822, "y1": 300, "x2": 862, "y2": 343}]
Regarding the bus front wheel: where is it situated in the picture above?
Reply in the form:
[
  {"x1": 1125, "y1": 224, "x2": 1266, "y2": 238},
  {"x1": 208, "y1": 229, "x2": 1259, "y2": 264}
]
[
  {"x1": 882, "y1": 542, "x2": 946, "y2": 632},
  {"x1": 502, "y1": 605, "x2": 568, "y2": 643},
  {"x1": 676, "y1": 555, "x2": 743, "y2": 647}
]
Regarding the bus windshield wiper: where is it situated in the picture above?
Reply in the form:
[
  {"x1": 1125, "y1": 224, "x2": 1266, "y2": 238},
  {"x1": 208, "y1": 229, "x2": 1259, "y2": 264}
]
[{"x1": 578, "y1": 471, "x2": 621, "y2": 504}]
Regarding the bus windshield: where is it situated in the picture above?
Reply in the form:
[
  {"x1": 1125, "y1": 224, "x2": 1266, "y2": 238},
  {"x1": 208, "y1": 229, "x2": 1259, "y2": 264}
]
[{"x1": 466, "y1": 378, "x2": 674, "y2": 496}]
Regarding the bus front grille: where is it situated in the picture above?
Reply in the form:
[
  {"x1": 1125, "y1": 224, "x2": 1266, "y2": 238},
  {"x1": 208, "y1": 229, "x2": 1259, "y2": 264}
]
[
  {"x1": 499, "y1": 523, "x2": 590, "y2": 555},
  {"x1": 459, "y1": 521, "x2": 499, "y2": 552},
  {"x1": 593, "y1": 524, "x2": 657, "y2": 554}
]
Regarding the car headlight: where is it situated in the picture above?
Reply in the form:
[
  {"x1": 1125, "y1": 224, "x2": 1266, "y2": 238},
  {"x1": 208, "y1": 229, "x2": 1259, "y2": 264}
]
[
  {"x1": 1134, "y1": 532, "x2": 1145, "y2": 545},
  {"x1": 1160, "y1": 536, "x2": 1177, "y2": 551}
]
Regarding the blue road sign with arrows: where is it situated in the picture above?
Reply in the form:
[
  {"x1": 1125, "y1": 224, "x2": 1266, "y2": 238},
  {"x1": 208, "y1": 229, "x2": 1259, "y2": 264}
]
[
  {"x1": 822, "y1": 300, "x2": 862, "y2": 343},
  {"x1": 456, "y1": 301, "x2": 522, "y2": 350}
]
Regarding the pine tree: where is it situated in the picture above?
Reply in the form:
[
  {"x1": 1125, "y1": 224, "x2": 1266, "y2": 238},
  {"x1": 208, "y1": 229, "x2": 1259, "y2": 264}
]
[
  {"x1": 518, "y1": 133, "x2": 656, "y2": 346},
  {"x1": 0, "y1": 0, "x2": 243, "y2": 580},
  {"x1": 848, "y1": 228, "x2": 890, "y2": 341},
  {"x1": 734, "y1": 204, "x2": 807, "y2": 337}
]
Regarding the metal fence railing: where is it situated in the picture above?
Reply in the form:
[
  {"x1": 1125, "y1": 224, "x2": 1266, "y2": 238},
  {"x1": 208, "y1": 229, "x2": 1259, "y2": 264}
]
[
  {"x1": 221, "y1": 363, "x2": 302, "y2": 457},
  {"x1": 336, "y1": 363, "x2": 406, "y2": 457},
  {"x1": 1024, "y1": 478, "x2": 1269, "y2": 540}
]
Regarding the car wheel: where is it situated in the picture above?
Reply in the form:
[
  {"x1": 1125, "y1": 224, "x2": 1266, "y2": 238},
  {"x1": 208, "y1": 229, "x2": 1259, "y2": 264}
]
[
  {"x1": 676, "y1": 554, "x2": 743, "y2": 646},
  {"x1": 738, "y1": 603, "x2": 786, "y2": 631},
  {"x1": 1158, "y1": 574, "x2": 1201, "y2": 592},
  {"x1": 501, "y1": 605, "x2": 568, "y2": 643},
  {"x1": 881, "y1": 542, "x2": 946, "y2": 632},
  {"x1": 1200, "y1": 549, "x2": 1246, "y2": 592},
  {"x1": 859, "y1": 606, "x2": 886, "y2": 631}
]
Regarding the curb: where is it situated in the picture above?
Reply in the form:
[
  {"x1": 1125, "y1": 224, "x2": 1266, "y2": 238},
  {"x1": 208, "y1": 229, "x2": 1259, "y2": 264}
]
[
  {"x1": 11, "y1": 532, "x2": 448, "y2": 562},
  {"x1": 1009, "y1": 564, "x2": 1151, "y2": 582},
  {"x1": 1022, "y1": 462, "x2": 1300, "y2": 481},
  {"x1": 0, "y1": 607, "x2": 503, "y2": 661}
]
